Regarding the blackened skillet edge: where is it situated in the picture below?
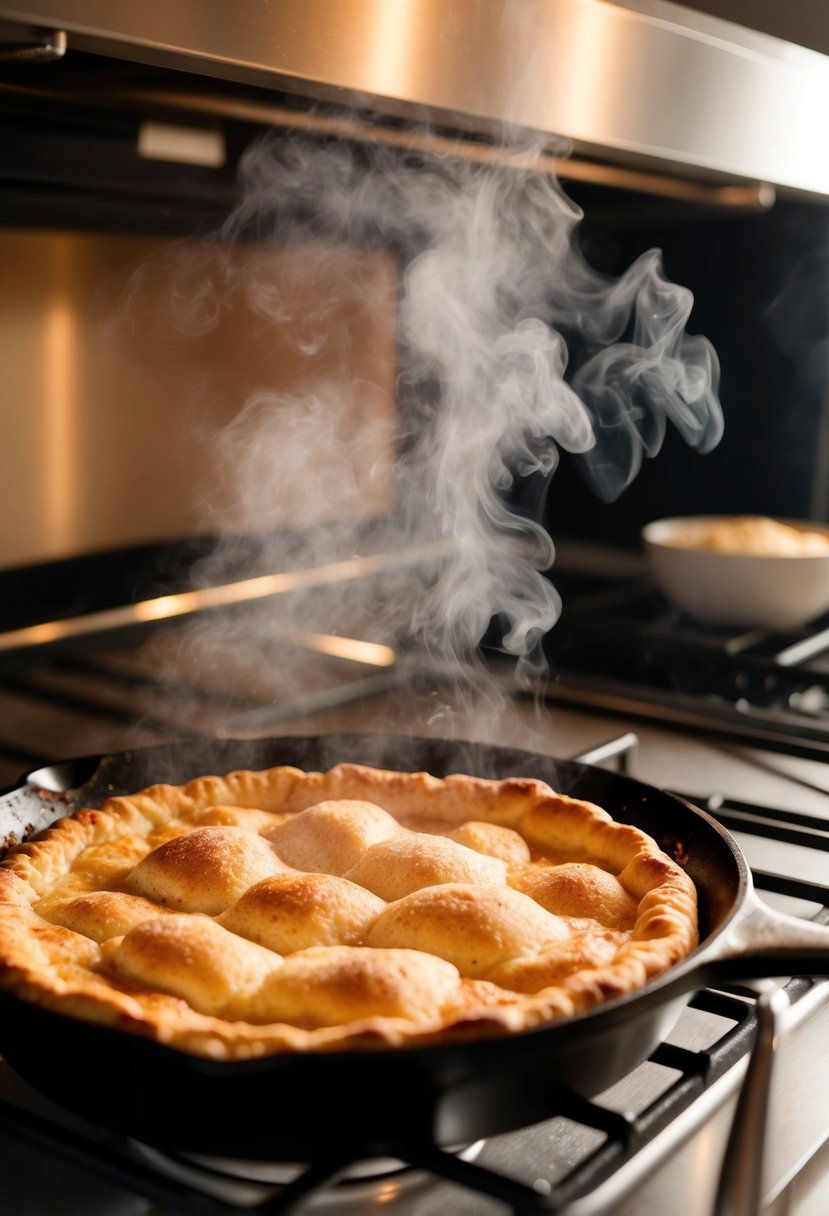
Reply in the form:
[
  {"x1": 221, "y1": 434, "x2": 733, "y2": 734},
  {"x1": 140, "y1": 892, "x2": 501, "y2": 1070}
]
[{"x1": 0, "y1": 733, "x2": 747, "y2": 1156}]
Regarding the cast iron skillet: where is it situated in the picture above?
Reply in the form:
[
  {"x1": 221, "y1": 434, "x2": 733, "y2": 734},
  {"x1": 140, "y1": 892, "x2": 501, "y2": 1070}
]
[{"x1": 0, "y1": 732, "x2": 828, "y2": 1160}]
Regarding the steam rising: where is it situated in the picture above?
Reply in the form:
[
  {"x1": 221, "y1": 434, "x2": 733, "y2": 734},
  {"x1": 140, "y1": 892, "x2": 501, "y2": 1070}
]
[{"x1": 158, "y1": 131, "x2": 722, "y2": 708}]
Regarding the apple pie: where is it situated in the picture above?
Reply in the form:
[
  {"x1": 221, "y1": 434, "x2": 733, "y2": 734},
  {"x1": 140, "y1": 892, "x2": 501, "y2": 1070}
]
[{"x1": 0, "y1": 761, "x2": 698, "y2": 1058}]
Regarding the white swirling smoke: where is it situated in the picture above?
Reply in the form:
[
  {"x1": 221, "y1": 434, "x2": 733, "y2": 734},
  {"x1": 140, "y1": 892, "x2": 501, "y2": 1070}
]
[{"x1": 155, "y1": 133, "x2": 722, "y2": 707}]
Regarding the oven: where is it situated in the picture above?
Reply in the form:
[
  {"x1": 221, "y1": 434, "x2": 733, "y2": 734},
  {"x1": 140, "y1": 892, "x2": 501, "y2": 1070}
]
[{"x1": 1, "y1": 3, "x2": 829, "y2": 1214}]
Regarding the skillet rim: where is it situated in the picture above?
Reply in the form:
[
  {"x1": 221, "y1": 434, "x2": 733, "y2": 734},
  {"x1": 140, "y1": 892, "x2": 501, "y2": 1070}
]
[{"x1": 0, "y1": 730, "x2": 750, "y2": 1071}]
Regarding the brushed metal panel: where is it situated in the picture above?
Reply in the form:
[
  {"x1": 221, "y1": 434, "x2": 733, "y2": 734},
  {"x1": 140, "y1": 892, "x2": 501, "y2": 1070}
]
[
  {"x1": 1, "y1": 0, "x2": 828, "y2": 194},
  {"x1": 0, "y1": 230, "x2": 399, "y2": 570}
]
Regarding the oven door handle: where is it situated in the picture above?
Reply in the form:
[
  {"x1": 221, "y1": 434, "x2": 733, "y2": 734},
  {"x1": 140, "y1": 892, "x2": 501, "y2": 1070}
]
[{"x1": 713, "y1": 984, "x2": 790, "y2": 1216}]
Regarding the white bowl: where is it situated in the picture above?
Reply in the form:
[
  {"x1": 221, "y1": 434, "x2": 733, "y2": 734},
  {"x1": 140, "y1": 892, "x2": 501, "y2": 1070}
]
[{"x1": 642, "y1": 515, "x2": 829, "y2": 630}]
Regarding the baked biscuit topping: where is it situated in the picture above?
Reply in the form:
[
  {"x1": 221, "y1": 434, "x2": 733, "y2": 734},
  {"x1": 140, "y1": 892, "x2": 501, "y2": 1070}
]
[{"x1": 0, "y1": 761, "x2": 698, "y2": 1058}]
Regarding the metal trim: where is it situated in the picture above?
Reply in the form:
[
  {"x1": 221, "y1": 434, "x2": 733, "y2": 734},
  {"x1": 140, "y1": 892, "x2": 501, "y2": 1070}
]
[
  {"x1": 0, "y1": 1, "x2": 828, "y2": 195},
  {"x1": 0, "y1": 540, "x2": 454, "y2": 655}
]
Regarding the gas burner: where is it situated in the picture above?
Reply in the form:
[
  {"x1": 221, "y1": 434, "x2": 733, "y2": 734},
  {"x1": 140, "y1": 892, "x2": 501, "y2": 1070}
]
[{"x1": 130, "y1": 1140, "x2": 486, "y2": 1211}]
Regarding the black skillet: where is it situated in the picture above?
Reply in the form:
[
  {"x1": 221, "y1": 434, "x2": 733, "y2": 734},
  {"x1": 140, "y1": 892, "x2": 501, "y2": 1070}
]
[{"x1": 1, "y1": 733, "x2": 828, "y2": 1160}]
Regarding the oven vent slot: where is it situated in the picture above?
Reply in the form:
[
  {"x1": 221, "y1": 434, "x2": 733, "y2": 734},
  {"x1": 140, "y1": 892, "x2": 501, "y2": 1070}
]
[{"x1": 0, "y1": 21, "x2": 65, "y2": 62}]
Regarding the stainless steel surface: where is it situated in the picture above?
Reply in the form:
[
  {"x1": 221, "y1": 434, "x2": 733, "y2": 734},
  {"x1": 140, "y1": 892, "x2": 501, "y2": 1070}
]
[
  {"x1": 1, "y1": 0, "x2": 829, "y2": 195},
  {"x1": 0, "y1": 229, "x2": 398, "y2": 570},
  {"x1": 679, "y1": 1, "x2": 829, "y2": 55}
]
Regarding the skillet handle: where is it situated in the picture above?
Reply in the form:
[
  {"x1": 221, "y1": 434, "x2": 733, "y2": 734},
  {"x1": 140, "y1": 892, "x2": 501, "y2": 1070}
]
[{"x1": 705, "y1": 891, "x2": 829, "y2": 981}]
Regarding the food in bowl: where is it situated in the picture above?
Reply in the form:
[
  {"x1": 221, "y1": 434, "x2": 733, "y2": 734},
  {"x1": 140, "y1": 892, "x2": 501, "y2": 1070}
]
[
  {"x1": 0, "y1": 762, "x2": 697, "y2": 1058},
  {"x1": 643, "y1": 515, "x2": 829, "y2": 629},
  {"x1": 669, "y1": 515, "x2": 829, "y2": 557}
]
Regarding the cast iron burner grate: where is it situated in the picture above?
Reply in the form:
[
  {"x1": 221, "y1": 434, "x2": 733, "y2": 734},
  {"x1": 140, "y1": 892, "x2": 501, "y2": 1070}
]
[
  {"x1": 1, "y1": 738, "x2": 827, "y2": 1215},
  {"x1": 532, "y1": 560, "x2": 829, "y2": 763}
]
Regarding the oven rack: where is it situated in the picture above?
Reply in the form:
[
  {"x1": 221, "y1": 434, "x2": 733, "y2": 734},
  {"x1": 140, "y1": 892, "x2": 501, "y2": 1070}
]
[
  {"x1": 1, "y1": 794, "x2": 827, "y2": 1216},
  {"x1": 5, "y1": 550, "x2": 829, "y2": 787}
]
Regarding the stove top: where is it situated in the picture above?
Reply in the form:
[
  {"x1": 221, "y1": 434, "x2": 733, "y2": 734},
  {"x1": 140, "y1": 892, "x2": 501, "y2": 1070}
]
[
  {"x1": 0, "y1": 546, "x2": 828, "y2": 1214},
  {"x1": 542, "y1": 544, "x2": 829, "y2": 764},
  {"x1": 0, "y1": 725, "x2": 827, "y2": 1215}
]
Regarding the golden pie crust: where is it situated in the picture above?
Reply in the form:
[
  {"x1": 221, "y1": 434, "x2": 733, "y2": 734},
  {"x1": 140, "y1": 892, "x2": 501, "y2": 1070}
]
[{"x1": 0, "y1": 762, "x2": 698, "y2": 1058}]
